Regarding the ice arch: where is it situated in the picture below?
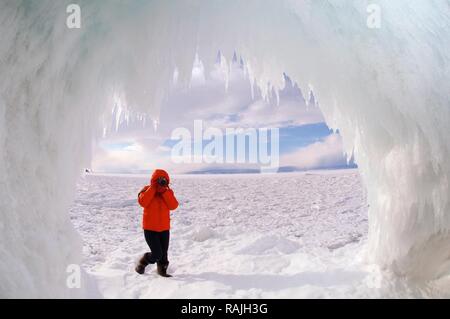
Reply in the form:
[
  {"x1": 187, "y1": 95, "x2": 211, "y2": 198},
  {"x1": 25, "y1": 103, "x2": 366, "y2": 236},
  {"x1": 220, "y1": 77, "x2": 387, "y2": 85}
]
[{"x1": 0, "y1": 0, "x2": 449, "y2": 297}]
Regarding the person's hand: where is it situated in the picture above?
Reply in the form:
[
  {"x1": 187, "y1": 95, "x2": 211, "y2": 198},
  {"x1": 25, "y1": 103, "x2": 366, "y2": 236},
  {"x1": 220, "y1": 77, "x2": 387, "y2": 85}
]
[
  {"x1": 156, "y1": 185, "x2": 168, "y2": 194},
  {"x1": 156, "y1": 186, "x2": 167, "y2": 194}
]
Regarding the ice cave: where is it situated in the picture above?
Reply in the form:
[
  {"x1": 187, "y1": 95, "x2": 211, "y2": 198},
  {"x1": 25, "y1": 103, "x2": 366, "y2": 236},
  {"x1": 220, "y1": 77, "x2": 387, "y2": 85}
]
[{"x1": 0, "y1": 0, "x2": 449, "y2": 297}]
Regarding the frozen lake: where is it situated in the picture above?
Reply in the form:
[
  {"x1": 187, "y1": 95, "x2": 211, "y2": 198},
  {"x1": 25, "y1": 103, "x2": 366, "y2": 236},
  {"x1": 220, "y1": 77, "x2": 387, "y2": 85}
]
[{"x1": 70, "y1": 169, "x2": 441, "y2": 298}]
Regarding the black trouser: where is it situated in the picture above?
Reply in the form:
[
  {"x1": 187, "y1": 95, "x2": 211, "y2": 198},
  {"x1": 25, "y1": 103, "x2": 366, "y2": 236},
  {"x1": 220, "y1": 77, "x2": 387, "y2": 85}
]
[{"x1": 144, "y1": 230, "x2": 170, "y2": 265}]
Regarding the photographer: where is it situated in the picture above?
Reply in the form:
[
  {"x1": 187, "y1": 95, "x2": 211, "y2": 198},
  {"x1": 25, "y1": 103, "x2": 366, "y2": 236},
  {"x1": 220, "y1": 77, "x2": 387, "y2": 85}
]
[{"x1": 135, "y1": 169, "x2": 179, "y2": 277}]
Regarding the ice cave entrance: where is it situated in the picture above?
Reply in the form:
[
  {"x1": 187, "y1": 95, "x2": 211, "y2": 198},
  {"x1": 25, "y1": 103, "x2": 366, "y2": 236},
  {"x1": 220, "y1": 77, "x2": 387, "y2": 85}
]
[{"x1": 2, "y1": 1, "x2": 448, "y2": 298}]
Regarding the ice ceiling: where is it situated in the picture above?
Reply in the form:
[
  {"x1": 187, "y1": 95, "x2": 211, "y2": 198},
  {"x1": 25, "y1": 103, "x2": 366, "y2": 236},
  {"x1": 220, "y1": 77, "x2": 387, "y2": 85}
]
[{"x1": 0, "y1": 0, "x2": 449, "y2": 297}]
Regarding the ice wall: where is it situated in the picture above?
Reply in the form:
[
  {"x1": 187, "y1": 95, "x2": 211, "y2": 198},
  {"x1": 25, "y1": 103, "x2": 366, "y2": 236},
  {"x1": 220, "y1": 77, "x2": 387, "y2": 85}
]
[{"x1": 0, "y1": 0, "x2": 449, "y2": 296}]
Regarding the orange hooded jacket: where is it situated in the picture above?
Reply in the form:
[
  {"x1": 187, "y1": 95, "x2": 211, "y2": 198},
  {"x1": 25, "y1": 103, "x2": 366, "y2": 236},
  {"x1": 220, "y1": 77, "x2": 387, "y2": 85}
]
[{"x1": 138, "y1": 169, "x2": 179, "y2": 231}]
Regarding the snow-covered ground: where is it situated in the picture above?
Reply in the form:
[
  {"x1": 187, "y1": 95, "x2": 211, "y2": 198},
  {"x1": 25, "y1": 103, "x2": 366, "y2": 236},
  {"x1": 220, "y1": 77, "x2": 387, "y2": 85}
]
[{"x1": 69, "y1": 169, "x2": 445, "y2": 298}]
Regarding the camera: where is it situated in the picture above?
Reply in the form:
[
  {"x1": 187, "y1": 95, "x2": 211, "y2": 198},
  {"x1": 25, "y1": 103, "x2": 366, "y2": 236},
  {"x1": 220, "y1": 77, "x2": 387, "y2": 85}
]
[{"x1": 157, "y1": 177, "x2": 168, "y2": 187}]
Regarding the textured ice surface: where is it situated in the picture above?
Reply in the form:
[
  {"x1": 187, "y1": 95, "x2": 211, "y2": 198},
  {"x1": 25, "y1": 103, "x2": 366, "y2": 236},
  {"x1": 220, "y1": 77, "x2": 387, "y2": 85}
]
[
  {"x1": 0, "y1": 0, "x2": 449, "y2": 296},
  {"x1": 70, "y1": 171, "x2": 449, "y2": 298},
  {"x1": 71, "y1": 170, "x2": 370, "y2": 298}
]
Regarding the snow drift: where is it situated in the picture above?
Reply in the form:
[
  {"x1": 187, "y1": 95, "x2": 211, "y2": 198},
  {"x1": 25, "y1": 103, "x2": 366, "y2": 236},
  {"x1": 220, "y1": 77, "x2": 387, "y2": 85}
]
[{"x1": 0, "y1": 0, "x2": 449, "y2": 297}]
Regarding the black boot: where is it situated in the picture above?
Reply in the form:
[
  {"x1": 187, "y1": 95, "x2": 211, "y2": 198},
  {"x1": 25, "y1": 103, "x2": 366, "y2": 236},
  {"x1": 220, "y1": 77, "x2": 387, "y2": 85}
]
[
  {"x1": 135, "y1": 253, "x2": 151, "y2": 275},
  {"x1": 157, "y1": 262, "x2": 172, "y2": 277}
]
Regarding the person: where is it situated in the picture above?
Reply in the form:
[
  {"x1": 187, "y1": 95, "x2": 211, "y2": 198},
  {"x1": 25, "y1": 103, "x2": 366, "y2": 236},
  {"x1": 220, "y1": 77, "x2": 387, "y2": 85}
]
[{"x1": 135, "y1": 169, "x2": 179, "y2": 277}]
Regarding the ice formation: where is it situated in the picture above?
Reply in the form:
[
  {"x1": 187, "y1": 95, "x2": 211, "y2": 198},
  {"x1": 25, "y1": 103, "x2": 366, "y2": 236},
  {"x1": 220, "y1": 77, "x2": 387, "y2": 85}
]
[{"x1": 0, "y1": 0, "x2": 449, "y2": 297}]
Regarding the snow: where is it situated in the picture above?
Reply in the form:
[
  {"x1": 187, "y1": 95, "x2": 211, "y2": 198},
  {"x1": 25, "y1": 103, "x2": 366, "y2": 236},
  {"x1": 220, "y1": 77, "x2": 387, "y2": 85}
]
[
  {"x1": 70, "y1": 169, "x2": 409, "y2": 298},
  {"x1": 1, "y1": 0, "x2": 449, "y2": 296},
  {"x1": 71, "y1": 170, "x2": 450, "y2": 298},
  {"x1": 70, "y1": 170, "x2": 450, "y2": 298}
]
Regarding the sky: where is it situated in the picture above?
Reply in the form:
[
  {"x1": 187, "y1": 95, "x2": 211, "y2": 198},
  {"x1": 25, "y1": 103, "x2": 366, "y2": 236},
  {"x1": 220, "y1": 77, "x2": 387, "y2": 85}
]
[{"x1": 91, "y1": 55, "x2": 355, "y2": 174}]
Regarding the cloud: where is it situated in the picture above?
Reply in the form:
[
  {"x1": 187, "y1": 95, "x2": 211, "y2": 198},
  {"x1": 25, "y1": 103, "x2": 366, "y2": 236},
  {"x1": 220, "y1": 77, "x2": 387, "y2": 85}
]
[
  {"x1": 158, "y1": 61, "x2": 323, "y2": 134},
  {"x1": 281, "y1": 133, "x2": 350, "y2": 170},
  {"x1": 91, "y1": 132, "x2": 351, "y2": 174},
  {"x1": 233, "y1": 99, "x2": 324, "y2": 128}
]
